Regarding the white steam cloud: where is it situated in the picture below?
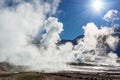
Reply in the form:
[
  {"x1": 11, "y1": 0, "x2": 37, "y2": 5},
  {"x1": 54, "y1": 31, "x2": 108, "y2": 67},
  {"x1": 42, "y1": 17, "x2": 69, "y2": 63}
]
[
  {"x1": 74, "y1": 23, "x2": 119, "y2": 66},
  {"x1": 0, "y1": 0, "x2": 120, "y2": 72},
  {"x1": 103, "y1": 10, "x2": 119, "y2": 22},
  {"x1": 0, "y1": 0, "x2": 69, "y2": 72}
]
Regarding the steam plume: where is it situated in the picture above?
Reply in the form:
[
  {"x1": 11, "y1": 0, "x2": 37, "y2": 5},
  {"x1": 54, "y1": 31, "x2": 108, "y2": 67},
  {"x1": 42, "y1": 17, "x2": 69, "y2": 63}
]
[
  {"x1": 0, "y1": 0, "x2": 120, "y2": 72},
  {"x1": 74, "y1": 23, "x2": 119, "y2": 65}
]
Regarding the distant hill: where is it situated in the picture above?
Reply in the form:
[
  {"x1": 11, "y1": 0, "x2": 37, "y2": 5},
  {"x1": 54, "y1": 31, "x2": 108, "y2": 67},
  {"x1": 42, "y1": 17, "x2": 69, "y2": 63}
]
[{"x1": 59, "y1": 35, "x2": 84, "y2": 45}]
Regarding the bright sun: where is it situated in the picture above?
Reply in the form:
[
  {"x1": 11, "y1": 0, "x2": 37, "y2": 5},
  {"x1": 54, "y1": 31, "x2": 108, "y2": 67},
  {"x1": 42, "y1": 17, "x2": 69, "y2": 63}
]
[{"x1": 92, "y1": 0, "x2": 103, "y2": 12}]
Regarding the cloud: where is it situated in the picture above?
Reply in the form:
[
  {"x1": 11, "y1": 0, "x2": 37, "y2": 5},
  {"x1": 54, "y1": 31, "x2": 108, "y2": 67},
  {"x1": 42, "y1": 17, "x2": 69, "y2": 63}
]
[
  {"x1": 46, "y1": 0, "x2": 61, "y2": 15},
  {"x1": 103, "y1": 10, "x2": 119, "y2": 22},
  {"x1": 74, "y1": 23, "x2": 119, "y2": 65},
  {"x1": 0, "y1": 0, "x2": 69, "y2": 72},
  {"x1": 0, "y1": 0, "x2": 75, "y2": 72}
]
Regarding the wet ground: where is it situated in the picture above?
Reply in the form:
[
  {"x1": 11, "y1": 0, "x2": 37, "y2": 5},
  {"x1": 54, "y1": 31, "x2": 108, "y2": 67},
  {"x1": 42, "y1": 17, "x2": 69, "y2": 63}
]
[{"x1": 0, "y1": 63, "x2": 120, "y2": 80}]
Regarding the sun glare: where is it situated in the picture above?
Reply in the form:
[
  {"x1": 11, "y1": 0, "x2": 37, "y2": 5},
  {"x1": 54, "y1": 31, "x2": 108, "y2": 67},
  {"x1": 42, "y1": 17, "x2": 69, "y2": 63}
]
[{"x1": 92, "y1": 0, "x2": 103, "y2": 12}]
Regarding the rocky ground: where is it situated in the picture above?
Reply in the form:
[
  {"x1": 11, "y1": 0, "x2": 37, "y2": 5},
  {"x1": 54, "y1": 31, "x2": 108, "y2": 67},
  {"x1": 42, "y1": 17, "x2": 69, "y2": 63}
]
[
  {"x1": 0, "y1": 71, "x2": 120, "y2": 80},
  {"x1": 0, "y1": 62, "x2": 120, "y2": 80}
]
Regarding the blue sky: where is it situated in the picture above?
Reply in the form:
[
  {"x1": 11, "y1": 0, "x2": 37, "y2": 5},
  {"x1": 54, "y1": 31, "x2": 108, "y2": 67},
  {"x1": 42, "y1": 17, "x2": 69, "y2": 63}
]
[{"x1": 58, "y1": 0, "x2": 120, "y2": 40}]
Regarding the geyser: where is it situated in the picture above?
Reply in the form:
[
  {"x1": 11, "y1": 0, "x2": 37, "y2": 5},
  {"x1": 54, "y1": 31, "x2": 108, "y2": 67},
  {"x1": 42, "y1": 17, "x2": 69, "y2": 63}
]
[{"x1": 0, "y1": 0, "x2": 120, "y2": 72}]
